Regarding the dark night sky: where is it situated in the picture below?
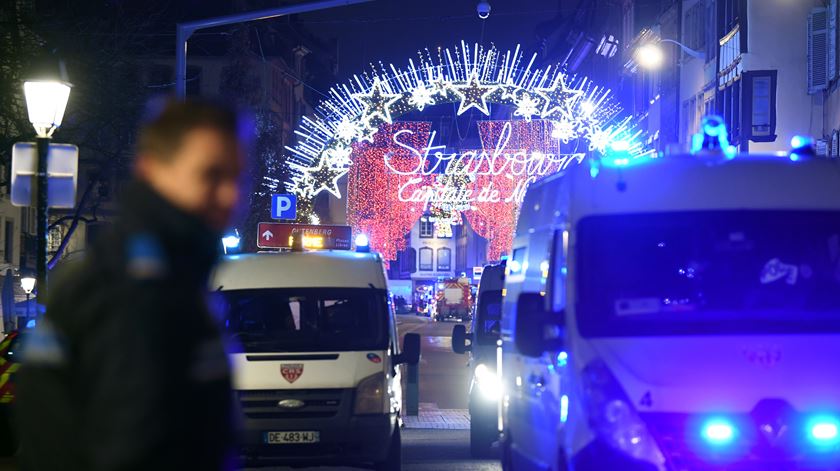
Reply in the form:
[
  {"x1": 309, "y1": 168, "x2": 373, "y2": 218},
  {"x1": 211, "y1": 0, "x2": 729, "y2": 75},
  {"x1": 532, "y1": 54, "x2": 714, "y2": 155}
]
[{"x1": 293, "y1": 0, "x2": 570, "y2": 82}]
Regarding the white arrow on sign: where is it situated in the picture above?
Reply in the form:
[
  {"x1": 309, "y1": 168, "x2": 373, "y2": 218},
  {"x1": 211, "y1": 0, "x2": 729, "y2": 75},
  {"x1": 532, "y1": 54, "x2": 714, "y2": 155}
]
[{"x1": 262, "y1": 230, "x2": 274, "y2": 241}]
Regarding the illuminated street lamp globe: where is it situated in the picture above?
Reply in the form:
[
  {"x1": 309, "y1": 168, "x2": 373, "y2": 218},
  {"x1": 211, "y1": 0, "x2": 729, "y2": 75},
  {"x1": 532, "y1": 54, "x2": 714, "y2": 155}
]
[
  {"x1": 23, "y1": 59, "x2": 72, "y2": 138},
  {"x1": 634, "y1": 43, "x2": 665, "y2": 70},
  {"x1": 20, "y1": 276, "x2": 36, "y2": 295}
]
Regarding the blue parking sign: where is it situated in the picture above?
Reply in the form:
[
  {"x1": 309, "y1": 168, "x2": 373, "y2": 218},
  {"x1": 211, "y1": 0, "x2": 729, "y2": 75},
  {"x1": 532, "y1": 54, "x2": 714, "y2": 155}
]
[{"x1": 271, "y1": 194, "x2": 297, "y2": 220}]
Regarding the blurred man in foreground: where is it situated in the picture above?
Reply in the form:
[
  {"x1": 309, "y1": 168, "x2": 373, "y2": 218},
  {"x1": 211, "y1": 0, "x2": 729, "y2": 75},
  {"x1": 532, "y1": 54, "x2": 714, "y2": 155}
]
[{"x1": 17, "y1": 99, "x2": 246, "y2": 470}]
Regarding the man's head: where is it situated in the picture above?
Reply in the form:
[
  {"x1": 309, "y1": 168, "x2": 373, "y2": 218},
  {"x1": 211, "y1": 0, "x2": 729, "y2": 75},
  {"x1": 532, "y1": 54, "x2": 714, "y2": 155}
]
[{"x1": 135, "y1": 99, "x2": 245, "y2": 231}]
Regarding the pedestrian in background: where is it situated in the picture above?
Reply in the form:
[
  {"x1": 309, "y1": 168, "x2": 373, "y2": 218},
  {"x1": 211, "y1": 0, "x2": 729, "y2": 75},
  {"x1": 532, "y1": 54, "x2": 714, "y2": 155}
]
[{"x1": 17, "y1": 99, "x2": 246, "y2": 471}]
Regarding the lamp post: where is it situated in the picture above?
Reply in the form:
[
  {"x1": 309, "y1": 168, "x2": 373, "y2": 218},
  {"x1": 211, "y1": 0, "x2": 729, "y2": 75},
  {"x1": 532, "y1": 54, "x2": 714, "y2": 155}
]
[
  {"x1": 23, "y1": 60, "x2": 72, "y2": 312},
  {"x1": 634, "y1": 39, "x2": 705, "y2": 70},
  {"x1": 20, "y1": 276, "x2": 36, "y2": 323}
]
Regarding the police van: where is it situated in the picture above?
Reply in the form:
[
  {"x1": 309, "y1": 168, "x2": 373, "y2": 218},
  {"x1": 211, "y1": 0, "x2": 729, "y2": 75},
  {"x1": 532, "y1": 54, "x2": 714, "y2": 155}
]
[
  {"x1": 210, "y1": 241, "x2": 420, "y2": 470},
  {"x1": 452, "y1": 261, "x2": 506, "y2": 457},
  {"x1": 500, "y1": 138, "x2": 840, "y2": 470}
]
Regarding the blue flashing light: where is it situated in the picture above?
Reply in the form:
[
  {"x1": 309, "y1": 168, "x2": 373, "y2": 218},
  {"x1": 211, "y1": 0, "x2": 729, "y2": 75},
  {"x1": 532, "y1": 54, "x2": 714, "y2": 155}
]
[
  {"x1": 791, "y1": 134, "x2": 814, "y2": 150},
  {"x1": 355, "y1": 233, "x2": 370, "y2": 253},
  {"x1": 557, "y1": 351, "x2": 568, "y2": 367},
  {"x1": 355, "y1": 233, "x2": 369, "y2": 247},
  {"x1": 702, "y1": 116, "x2": 726, "y2": 137},
  {"x1": 724, "y1": 145, "x2": 737, "y2": 160},
  {"x1": 590, "y1": 164, "x2": 600, "y2": 179},
  {"x1": 701, "y1": 419, "x2": 736, "y2": 445},
  {"x1": 692, "y1": 115, "x2": 735, "y2": 156},
  {"x1": 790, "y1": 152, "x2": 801, "y2": 162},
  {"x1": 808, "y1": 417, "x2": 840, "y2": 446},
  {"x1": 25, "y1": 319, "x2": 36, "y2": 329},
  {"x1": 221, "y1": 235, "x2": 240, "y2": 249},
  {"x1": 560, "y1": 394, "x2": 569, "y2": 423}
]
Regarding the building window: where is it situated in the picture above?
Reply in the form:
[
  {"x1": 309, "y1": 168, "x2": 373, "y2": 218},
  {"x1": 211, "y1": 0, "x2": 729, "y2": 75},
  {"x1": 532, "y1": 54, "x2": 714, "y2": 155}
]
[
  {"x1": 705, "y1": 0, "x2": 718, "y2": 63},
  {"x1": 718, "y1": 27, "x2": 743, "y2": 88},
  {"x1": 720, "y1": 0, "x2": 747, "y2": 40},
  {"x1": 683, "y1": 2, "x2": 705, "y2": 54},
  {"x1": 596, "y1": 34, "x2": 619, "y2": 58},
  {"x1": 419, "y1": 247, "x2": 433, "y2": 271},
  {"x1": 437, "y1": 248, "x2": 451, "y2": 271},
  {"x1": 419, "y1": 217, "x2": 434, "y2": 238},
  {"x1": 743, "y1": 70, "x2": 778, "y2": 142}
]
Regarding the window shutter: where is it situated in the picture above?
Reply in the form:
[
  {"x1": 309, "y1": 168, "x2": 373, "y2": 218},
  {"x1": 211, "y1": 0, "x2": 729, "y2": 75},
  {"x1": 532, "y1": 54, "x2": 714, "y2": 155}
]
[{"x1": 809, "y1": 7, "x2": 829, "y2": 93}]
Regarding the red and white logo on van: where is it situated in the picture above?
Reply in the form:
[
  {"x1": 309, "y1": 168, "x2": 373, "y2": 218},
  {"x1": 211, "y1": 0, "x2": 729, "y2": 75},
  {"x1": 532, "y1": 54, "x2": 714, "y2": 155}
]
[{"x1": 280, "y1": 364, "x2": 304, "y2": 383}]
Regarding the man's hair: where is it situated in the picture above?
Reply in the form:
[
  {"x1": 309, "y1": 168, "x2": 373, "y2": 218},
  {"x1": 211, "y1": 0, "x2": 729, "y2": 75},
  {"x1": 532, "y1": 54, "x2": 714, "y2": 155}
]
[{"x1": 137, "y1": 98, "x2": 239, "y2": 161}]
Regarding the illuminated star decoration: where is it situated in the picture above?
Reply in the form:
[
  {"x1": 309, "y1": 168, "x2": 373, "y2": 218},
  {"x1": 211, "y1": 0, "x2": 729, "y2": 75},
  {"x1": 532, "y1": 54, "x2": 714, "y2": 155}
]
[
  {"x1": 352, "y1": 78, "x2": 402, "y2": 124},
  {"x1": 452, "y1": 73, "x2": 495, "y2": 116},
  {"x1": 293, "y1": 158, "x2": 349, "y2": 199},
  {"x1": 408, "y1": 83, "x2": 436, "y2": 111},
  {"x1": 537, "y1": 74, "x2": 584, "y2": 121},
  {"x1": 514, "y1": 92, "x2": 543, "y2": 122}
]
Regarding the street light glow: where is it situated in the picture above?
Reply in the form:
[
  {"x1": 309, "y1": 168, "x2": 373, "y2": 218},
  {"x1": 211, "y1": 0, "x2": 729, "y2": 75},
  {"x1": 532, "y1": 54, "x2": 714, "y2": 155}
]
[
  {"x1": 24, "y1": 81, "x2": 71, "y2": 137},
  {"x1": 20, "y1": 276, "x2": 36, "y2": 295},
  {"x1": 635, "y1": 43, "x2": 665, "y2": 70}
]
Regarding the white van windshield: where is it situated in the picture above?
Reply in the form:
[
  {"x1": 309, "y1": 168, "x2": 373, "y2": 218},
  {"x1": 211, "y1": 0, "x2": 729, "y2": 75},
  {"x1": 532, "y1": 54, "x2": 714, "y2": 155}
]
[
  {"x1": 214, "y1": 288, "x2": 389, "y2": 352},
  {"x1": 577, "y1": 211, "x2": 840, "y2": 336}
]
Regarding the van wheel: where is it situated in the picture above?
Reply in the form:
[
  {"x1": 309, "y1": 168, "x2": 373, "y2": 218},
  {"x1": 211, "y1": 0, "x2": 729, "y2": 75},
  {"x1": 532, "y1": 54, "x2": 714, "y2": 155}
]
[
  {"x1": 0, "y1": 407, "x2": 17, "y2": 457},
  {"x1": 374, "y1": 427, "x2": 401, "y2": 471},
  {"x1": 469, "y1": 424, "x2": 496, "y2": 458},
  {"x1": 501, "y1": 434, "x2": 513, "y2": 471}
]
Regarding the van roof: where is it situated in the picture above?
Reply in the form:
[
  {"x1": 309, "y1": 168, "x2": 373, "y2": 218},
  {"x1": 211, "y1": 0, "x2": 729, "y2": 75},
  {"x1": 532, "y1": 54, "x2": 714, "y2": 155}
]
[
  {"x1": 520, "y1": 155, "x2": 840, "y2": 230},
  {"x1": 211, "y1": 251, "x2": 387, "y2": 291}
]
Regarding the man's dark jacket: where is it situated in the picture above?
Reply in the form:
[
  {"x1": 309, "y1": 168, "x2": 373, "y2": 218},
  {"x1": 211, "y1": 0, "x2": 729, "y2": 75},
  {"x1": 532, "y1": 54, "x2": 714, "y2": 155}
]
[{"x1": 17, "y1": 182, "x2": 234, "y2": 470}]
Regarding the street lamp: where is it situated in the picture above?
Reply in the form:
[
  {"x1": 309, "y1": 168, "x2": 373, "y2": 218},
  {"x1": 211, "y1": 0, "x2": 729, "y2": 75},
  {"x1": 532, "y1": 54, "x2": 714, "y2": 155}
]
[
  {"x1": 23, "y1": 58, "x2": 72, "y2": 313},
  {"x1": 20, "y1": 276, "x2": 36, "y2": 322},
  {"x1": 634, "y1": 39, "x2": 705, "y2": 70}
]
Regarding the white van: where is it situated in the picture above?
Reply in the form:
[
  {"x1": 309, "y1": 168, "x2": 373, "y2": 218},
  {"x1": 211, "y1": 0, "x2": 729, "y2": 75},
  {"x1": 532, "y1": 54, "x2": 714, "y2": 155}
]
[
  {"x1": 452, "y1": 261, "x2": 506, "y2": 457},
  {"x1": 500, "y1": 153, "x2": 840, "y2": 470},
  {"x1": 210, "y1": 250, "x2": 420, "y2": 470}
]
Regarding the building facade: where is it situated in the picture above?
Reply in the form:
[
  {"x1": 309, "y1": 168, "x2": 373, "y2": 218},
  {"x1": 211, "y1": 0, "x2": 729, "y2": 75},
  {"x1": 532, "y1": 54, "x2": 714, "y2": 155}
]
[{"x1": 631, "y1": 0, "x2": 828, "y2": 153}]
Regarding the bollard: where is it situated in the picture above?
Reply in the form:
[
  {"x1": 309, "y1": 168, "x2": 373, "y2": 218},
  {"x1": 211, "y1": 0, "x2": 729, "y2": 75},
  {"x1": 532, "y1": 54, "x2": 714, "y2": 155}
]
[{"x1": 406, "y1": 361, "x2": 419, "y2": 416}]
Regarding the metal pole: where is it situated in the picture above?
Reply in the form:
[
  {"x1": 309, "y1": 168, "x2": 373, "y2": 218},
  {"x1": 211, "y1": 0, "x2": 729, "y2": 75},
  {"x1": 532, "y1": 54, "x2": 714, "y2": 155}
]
[
  {"x1": 35, "y1": 137, "x2": 49, "y2": 313},
  {"x1": 406, "y1": 362, "x2": 419, "y2": 416},
  {"x1": 175, "y1": 0, "x2": 372, "y2": 98}
]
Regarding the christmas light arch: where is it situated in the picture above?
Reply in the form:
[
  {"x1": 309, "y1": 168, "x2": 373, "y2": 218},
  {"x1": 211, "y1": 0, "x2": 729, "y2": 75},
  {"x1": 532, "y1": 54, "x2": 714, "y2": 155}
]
[{"x1": 283, "y1": 41, "x2": 648, "y2": 260}]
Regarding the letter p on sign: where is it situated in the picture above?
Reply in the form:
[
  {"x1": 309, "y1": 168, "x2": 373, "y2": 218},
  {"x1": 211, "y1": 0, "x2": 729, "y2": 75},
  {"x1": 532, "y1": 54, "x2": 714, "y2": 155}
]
[{"x1": 271, "y1": 194, "x2": 297, "y2": 220}]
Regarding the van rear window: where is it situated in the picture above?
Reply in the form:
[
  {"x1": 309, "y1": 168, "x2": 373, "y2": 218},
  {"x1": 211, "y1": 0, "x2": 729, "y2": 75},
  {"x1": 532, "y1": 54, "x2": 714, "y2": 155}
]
[{"x1": 213, "y1": 288, "x2": 389, "y2": 352}]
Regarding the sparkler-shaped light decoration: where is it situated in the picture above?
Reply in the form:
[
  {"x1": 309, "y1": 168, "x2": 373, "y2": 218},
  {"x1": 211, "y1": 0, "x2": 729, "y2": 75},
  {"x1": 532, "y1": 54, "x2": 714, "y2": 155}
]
[{"x1": 514, "y1": 92, "x2": 543, "y2": 121}]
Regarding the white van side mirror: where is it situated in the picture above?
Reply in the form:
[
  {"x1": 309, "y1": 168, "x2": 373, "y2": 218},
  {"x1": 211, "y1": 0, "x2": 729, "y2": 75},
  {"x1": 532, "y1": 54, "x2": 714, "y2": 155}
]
[
  {"x1": 514, "y1": 292, "x2": 565, "y2": 358},
  {"x1": 396, "y1": 333, "x2": 421, "y2": 365}
]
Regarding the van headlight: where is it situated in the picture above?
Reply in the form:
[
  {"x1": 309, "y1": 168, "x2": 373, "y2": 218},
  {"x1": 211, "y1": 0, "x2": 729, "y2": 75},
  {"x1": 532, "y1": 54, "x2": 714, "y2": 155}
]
[
  {"x1": 354, "y1": 373, "x2": 389, "y2": 415},
  {"x1": 582, "y1": 360, "x2": 665, "y2": 469},
  {"x1": 474, "y1": 363, "x2": 502, "y2": 401}
]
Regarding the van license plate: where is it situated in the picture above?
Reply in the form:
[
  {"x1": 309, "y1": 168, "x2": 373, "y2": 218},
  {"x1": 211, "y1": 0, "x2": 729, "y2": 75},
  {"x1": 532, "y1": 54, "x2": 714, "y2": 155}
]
[{"x1": 265, "y1": 431, "x2": 320, "y2": 444}]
